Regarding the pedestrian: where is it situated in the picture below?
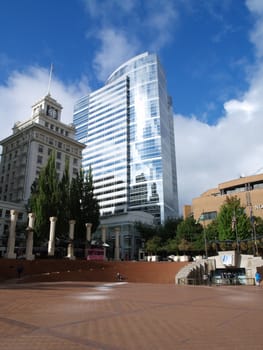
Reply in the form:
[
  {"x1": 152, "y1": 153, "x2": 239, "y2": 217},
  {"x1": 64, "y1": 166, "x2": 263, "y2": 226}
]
[
  {"x1": 208, "y1": 272, "x2": 212, "y2": 286},
  {"x1": 203, "y1": 273, "x2": 208, "y2": 285},
  {"x1": 255, "y1": 271, "x2": 261, "y2": 286},
  {"x1": 16, "y1": 263, "x2": 24, "y2": 279}
]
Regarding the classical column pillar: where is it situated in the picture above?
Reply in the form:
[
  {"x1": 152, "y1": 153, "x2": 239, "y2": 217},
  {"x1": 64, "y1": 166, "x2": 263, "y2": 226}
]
[
  {"x1": 48, "y1": 217, "x2": 57, "y2": 256},
  {"x1": 85, "y1": 223, "x2": 92, "y2": 257},
  {"x1": 25, "y1": 213, "x2": 35, "y2": 260},
  {"x1": 85, "y1": 223, "x2": 92, "y2": 242},
  {"x1": 101, "y1": 225, "x2": 107, "y2": 260},
  {"x1": 6, "y1": 210, "x2": 18, "y2": 259},
  {"x1": 114, "y1": 227, "x2": 120, "y2": 261},
  {"x1": 67, "y1": 220, "x2": 76, "y2": 260}
]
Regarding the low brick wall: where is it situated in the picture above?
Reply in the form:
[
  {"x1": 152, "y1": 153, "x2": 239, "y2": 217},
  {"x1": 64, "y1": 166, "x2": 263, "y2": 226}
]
[{"x1": 0, "y1": 258, "x2": 188, "y2": 284}]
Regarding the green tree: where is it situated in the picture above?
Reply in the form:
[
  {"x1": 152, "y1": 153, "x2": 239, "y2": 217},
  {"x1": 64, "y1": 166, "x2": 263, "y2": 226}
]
[
  {"x1": 217, "y1": 196, "x2": 250, "y2": 242},
  {"x1": 28, "y1": 158, "x2": 100, "y2": 246},
  {"x1": 178, "y1": 238, "x2": 193, "y2": 254},
  {"x1": 159, "y1": 217, "x2": 183, "y2": 242},
  {"x1": 205, "y1": 220, "x2": 219, "y2": 242},
  {"x1": 82, "y1": 167, "x2": 100, "y2": 233},
  {"x1": 29, "y1": 152, "x2": 60, "y2": 244},
  {"x1": 254, "y1": 216, "x2": 263, "y2": 236},
  {"x1": 163, "y1": 238, "x2": 178, "y2": 254},
  {"x1": 176, "y1": 216, "x2": 203, "y2": 253},
  {"x1": 204, "y1": 220, "x2": 219, "y2": 253},
  {"x1": 69, "y1": 168, "x2": 100, "y2": 241},
  {"x1": 57, "y1": 159, "x2": 71, "y2": 240},
  {"x1": 135, "y1": 222, "x2": 159, "y2": 242},
  {"x1": 145, "y1": 236, "x2": 162, "y2": 255}
]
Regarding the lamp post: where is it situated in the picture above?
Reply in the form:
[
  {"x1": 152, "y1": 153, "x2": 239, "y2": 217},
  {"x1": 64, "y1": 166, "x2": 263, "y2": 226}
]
[
  {"x1": 201, "y1": 211, "x2": 208, "y2": 258},
  {"x1": 252, "y1": 220, "x2": 258, "y2": 256},
  {"x1": 203, "y1": 227, "x2": 208, "y2": 258},
  {"x1": 232, "y1": 210, "x2": 239, "y2": 254}
]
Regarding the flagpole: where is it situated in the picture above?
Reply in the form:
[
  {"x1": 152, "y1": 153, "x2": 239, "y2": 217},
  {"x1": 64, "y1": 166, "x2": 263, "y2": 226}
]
[{"x1": 47, "y1": 63, "x2": 53, "y2": 95}]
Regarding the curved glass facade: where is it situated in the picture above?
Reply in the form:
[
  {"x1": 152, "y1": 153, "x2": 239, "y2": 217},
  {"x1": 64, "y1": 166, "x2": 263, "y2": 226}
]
[{"x1": 74, "y1": 52, "x2": 179, "y2": 223}]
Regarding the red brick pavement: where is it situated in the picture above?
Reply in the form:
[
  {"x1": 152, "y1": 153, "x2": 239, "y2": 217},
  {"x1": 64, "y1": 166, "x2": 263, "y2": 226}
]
[{"x1": 0, "y1": 281, "x2": 263, "y2": 350}]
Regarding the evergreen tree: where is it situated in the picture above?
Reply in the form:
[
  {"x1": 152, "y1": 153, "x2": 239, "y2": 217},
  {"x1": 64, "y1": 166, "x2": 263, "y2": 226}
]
[
  {"x1": 82, "y1": 166, "x2": 100, "y2": 233},
  {"x1": 69, "y1": 171, "x2": 83, "y2": 240},
  {"x1": 28, "y1": 157, "x2": 100, "y2": 247},
  {"x1": 29, "y1": 152, "x2": 60, "y2": 244},
  {"x1": 176, "y1": 216, "x2": 203, "y2": 252},
  {"x1": 69, "y1": 167, "x2": 100, "y2": 241},
  {"x1": 57, "y1": 159, "x2": 71, "y2": 240},
  {"x1": 135, "y1": 222, "x2": 159, "y2": 241}
]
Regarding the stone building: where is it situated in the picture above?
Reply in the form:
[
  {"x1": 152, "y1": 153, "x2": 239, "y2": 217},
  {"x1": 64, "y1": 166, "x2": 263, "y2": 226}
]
[{"x1": 0, "y1": 93, "x2": 85, "y2": 204}]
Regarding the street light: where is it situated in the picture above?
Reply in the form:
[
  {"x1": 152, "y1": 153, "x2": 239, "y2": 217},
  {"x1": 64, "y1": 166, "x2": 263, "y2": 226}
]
[
  {"x1": 232, "y1": 210, "x2": 239, "y2": 254},
  {"x1": 203, "y1": 226, "x2": 208, "y2": 258}
]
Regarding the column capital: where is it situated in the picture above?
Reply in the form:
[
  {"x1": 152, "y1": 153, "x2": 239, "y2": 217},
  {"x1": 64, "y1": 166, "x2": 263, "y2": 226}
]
[
  {"x1": 49, "y1": 216, "x2": 57, "y2": 222},
  {"x1": 28, "y1": 213, "x2": 35, "y2": 219},
  {"x1": 69, "y1": 219, "x2": 76, "y2": 225},
  {"x1": 85, "y1": 223, "x2": 92, "y2": 229}
]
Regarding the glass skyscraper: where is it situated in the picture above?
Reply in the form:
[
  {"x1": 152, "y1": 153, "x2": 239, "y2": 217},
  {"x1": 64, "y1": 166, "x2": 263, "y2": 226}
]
[{"x1": 73, "y1": 52, "x2": 178, "y2": 224}]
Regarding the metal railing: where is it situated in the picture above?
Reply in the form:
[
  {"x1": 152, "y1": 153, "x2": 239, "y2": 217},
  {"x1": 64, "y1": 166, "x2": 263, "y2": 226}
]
[{"x1": 177, "y1": 276, "x2": 255, "y2": 286}]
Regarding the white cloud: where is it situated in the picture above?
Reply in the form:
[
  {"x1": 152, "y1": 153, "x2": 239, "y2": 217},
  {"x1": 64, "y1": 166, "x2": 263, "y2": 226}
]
[
  {"x1": 92, "y1": 28, "x2": 139, "y2": 82},
  {"x1": 85, "y1": 0, "x2": 179, "y2": 81},
  {"x1": 1, "y1": 0, "x2": 262, "y2": 223},
  {"x1": 246, "y1": 0, "x2": 263, "y2": 14},
  {"x1": 175, "y1": 62, "x2": 263, "y2": 211},
  {"x1": 0, "y1": 66, "x2": 88, "y2": 143},
  {"x1": 173, "y1": 0, "x2": 263, "y2": 213},
  {"x1": 247, "y1": 0, "x2": 263, "y2": 58}
]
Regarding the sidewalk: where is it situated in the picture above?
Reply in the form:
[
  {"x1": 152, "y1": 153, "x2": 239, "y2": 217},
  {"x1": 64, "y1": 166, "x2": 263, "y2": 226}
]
[{"x1": 0, "y1": 281, "x2": 262, "y2": 349}]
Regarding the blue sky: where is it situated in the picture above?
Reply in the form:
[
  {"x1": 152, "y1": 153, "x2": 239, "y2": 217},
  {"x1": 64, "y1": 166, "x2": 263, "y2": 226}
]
[
  {"x1": 0, "y1": 0, "x2": 263, "y2": 211},
  {"x1": 0, "y1": 0, "x2": 254, "y2": 122}
]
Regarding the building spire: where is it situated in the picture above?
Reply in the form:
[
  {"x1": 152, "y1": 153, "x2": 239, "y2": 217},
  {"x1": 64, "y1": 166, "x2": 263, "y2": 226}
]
[{"x1": 47, "y1": 63, "x2": 53, "y2": 96}]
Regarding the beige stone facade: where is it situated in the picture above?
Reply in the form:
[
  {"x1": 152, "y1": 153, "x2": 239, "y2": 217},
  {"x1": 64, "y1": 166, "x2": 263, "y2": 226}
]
[
  {"x1": 184, "y1": 173, "x2": 263, "y2": 225},
  {"x1": 0, "y1": 94, "x2": 85, "y2": 204}
]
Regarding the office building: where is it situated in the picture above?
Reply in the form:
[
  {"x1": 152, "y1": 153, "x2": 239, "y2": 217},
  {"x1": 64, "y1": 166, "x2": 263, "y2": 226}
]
[
  {"x1": 74, "y1": 52, "x2": 179, "y2": 224},
  {"x1": 184, "y1": 173, "x2": 263, "y2": 225},
  {"x1": 0, "y1": 93, "x2": 85, "y2": 204}
]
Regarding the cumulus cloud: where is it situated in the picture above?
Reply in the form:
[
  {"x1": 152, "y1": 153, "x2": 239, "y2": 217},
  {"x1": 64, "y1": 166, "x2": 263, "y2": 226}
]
[
  {"x1": 92, "y1": 28, "x2": 139, "y2": 82},
  {"x1": 1, "y1": 0, "x2": 263, "y2": 221},
  {"x1": 84, "y1": 0, "x2": 178, "y2": 81},
  {"x1": 175, "y1": 3, "x2": 263, "y2": 210},
  {"x1": 0, "y1": 66, "x2": 88, "y2": 143}
]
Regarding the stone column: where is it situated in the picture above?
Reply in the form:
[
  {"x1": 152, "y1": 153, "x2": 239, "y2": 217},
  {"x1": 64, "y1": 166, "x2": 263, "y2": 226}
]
[
  {"x1": 85, "y1": 223, "x2": 92, "y2": 257},
  {"x1": 48, "y1": 217, "x2": 57, "y2": 256},
  {"x1": 101, "y1": 225, "x2": 107, "y2": 260},
  {"x1": 85, "y1": 223, "x2": 92, "y2": 242},
  {"x1": 114, "y1": 227, "x2": 120, "y2": 261},
  {"x1": 25, "y1": 213, "x2": 35, "y2": 260},
  {"x1": 67, "y1": 220, "x2": 76, "y2": 260},
  {"x1": 6, "y1": 210, "x2": 18, "y2": 259}
]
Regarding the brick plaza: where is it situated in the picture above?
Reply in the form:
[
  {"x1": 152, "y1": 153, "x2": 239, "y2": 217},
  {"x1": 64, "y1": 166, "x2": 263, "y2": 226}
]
[{"x1": 0, "y1": 281, "x2": 263, "y2": 350}]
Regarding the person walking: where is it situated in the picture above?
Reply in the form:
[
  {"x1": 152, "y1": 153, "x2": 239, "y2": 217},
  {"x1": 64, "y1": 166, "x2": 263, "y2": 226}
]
[{"x1": 255, "y1": 271, "x2": 261, "y2": 286}]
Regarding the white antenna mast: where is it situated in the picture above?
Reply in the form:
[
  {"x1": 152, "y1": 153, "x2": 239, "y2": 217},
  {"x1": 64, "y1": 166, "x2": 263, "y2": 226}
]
[{"x1": 47, "y1": 63, "x2": 53, "y2": 95}]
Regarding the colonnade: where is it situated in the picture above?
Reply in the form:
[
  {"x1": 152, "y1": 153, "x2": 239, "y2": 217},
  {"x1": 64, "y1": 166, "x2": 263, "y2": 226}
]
[{"x1": 5, "y1": 212, "x2": 121, "y2": 261}]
